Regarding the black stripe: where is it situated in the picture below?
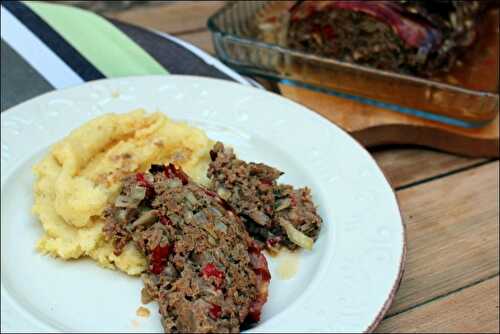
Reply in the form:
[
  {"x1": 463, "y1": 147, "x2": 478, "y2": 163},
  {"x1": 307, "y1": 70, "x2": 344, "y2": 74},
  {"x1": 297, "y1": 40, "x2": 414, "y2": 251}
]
[
  {"x1": 110, "y1": 19, "x2": 235, "y2": 82},
  {"x1": 2, "y1": 1, "x2": 105, "y2": 81},
  {"x1": 1, "y1": 39, "x2": 53, "y2": 112}
]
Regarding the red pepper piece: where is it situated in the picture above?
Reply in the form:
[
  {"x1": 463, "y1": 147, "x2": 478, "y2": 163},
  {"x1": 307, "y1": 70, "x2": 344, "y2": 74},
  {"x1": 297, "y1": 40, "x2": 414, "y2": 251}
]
[
  {"x1": 266, "y1": 236, "x2": 282, "y2": 249},
  {"x1": 150, "y1": 244, "x2": 172, "y2": 275},
  {"x1": 248, "y1": 240, "x2": 262, "y2": 254},
  {"x1": 202, "y1": 188, "x2": 217, "y2": 198},
  {"x1": 260, "y1": 178, "x2": 273, "y2": 186},
  {"x1": 164, "y1": 163, "x2": 189, "y2": 185},
  {"x1": 248, "y1": 243, "x2": 271, "y2": 282},
  {"x1": 256, "y1": 267, "x2": 271, "y2": 282},
  {"x1": 245, "y1": 240, "x2": 270, "y2": 324},
  {"x1": 160, "y1": 216, "x2": 172, "y2": 226},
  {"x1": 136, "y1": 172, "x2": 155, "y2": 198},
  {"x1": 136, "y1": 173, "x2": 150, "y2": 188},
  {"x1": 201, "y1": 263, "x2": 225, "y2": 288},
  {"x1": 247, "y1": 296, "x2": 265, "y2": 322},
  {"x1": 209, "y1": 304, "x2": 222, "y2": 319}
]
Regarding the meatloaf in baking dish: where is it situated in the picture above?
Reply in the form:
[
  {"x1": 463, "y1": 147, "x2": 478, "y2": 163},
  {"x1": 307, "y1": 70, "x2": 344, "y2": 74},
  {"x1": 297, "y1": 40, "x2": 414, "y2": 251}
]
[
  {"x1": 208, "y1": 142, "x2": 322, "y2": 252},
  {"x1": 104, "y1": 164, "x2": 270, "y2": 333},
  {"x1": 264, "y1": 0, "x2": 491, "y2": 77}
]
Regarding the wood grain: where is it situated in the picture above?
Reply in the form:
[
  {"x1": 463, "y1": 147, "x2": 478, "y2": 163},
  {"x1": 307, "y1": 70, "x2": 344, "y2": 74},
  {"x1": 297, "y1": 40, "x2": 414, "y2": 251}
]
[
  {"x1": 376, "y1": 276, "x2": 500, "y2": 333},
  {"x1": 106, "y1": 1, "x2": 224, "y2": 35},
  {"x1": 372, "y1": 149, "x2": 485, "y2": 189},
  {"x1": 388, "y1": 161, "x2": 499, "y2": 316},
  {"x1": 280, "y1": 85, "x2": 499, "y2": 158}
]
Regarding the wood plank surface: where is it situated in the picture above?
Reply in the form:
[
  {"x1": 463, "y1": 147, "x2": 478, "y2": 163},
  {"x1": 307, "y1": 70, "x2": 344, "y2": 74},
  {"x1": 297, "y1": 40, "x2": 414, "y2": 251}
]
[
  {"x1": 387, "y1": 161, "x2": 499, "y2": 316},
  {"x1": 376, "y1": 276, "x2": 500, "y2": 333},
  {"x1": 372, "y1": 149, "x2": 485, "y2": 189},
  {"x1": 107, "y1": 1, "x2": 223, "y2": 35}
]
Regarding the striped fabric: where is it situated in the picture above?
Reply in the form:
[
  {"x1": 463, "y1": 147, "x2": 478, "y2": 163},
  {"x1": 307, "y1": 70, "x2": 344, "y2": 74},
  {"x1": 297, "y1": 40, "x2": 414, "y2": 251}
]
[{"x1": 0, "y1": 1, "x2": 255, "y2": 112}]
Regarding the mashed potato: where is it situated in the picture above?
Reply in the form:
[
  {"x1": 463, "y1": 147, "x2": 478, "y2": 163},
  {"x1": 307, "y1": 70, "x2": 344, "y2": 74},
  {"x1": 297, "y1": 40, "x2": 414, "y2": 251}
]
[{"x1": 33, "y1": 110, "x2": 213, "y2": 275}]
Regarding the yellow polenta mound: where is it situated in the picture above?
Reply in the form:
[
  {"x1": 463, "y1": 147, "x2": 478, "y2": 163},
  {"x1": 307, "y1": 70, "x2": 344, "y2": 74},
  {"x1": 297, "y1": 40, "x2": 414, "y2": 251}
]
[{"x1": 33, "y1": 110, "x2": 213, "y2": 275}]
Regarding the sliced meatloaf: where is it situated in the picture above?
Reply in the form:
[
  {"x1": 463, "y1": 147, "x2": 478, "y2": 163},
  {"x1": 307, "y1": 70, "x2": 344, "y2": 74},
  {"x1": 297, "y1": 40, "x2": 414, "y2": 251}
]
[
  {"x1": 103, "y1": 163, "x2": 270, "y2": 333},
  {"x1": 207, "y1": 142, "x2": 322, "y2": 252}
]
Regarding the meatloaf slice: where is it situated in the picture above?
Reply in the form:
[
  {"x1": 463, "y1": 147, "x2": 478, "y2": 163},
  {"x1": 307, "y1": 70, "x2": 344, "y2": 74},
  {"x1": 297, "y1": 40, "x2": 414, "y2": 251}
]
[
  {"x1": 103, "y1": 163, "x2": 270, "y2": 333},
  {"x1": 207, "y1": 142, "x2": 322, "y2": 252}
]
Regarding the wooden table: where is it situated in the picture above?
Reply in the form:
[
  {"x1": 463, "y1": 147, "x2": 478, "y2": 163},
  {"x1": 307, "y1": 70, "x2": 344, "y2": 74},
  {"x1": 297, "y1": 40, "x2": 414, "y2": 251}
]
[{"x1": 106, "y1": 2, "x2": 499, "y2": 332}]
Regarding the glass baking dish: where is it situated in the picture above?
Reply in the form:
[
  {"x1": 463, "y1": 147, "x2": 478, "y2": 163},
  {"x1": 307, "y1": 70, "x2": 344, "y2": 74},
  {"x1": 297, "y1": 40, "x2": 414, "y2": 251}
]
[{"x1": 207, "y1": 1, "x2": 499, "y2": 128}]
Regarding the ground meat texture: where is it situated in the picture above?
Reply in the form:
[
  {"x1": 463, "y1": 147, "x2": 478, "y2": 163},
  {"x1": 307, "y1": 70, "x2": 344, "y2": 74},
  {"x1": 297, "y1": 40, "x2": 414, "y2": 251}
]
[
  {"x1": 288, "y1": 9, "x2": 415, "y2": 74},
  {"x1": 286, "y1": 0, "x2": 489, "y2": 77},
  {"x1": 208, "y1": 142, "x2": 322, "y2": 252},
  {"x1": 104, "y1": 163, "x2": 270, "y2": 333}
]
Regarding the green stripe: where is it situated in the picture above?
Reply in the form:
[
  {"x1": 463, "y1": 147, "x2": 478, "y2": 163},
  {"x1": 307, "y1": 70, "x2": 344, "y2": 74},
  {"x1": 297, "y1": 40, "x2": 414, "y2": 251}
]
[{"x1": 25, "y1": 1, "x2": 168, "y2": 77}]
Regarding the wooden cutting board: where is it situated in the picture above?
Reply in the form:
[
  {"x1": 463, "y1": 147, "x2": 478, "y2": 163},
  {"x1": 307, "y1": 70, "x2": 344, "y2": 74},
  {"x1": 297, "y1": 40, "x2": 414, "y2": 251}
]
[{"x1": 278, "y1": 84, "x2": 499, "y2": 158}]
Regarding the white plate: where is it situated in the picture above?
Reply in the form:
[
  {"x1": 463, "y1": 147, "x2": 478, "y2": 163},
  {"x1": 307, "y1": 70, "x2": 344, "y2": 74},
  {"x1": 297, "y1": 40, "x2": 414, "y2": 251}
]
[{"x1": 1, "y1": 75, "x2": 405, "y2": 333}]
